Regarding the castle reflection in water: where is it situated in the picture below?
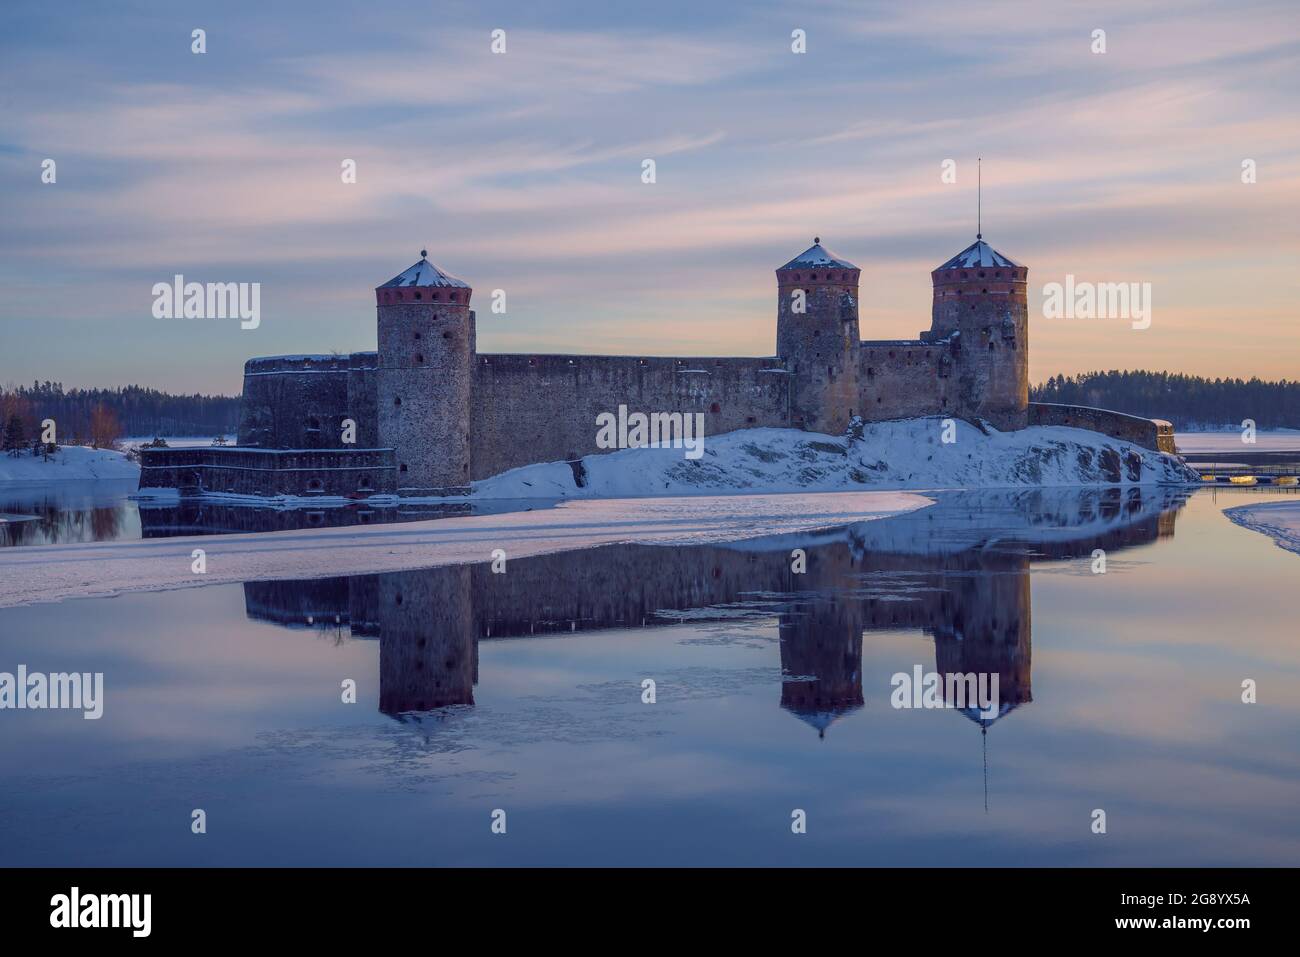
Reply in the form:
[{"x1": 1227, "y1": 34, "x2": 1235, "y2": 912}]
[{"x1": 234, "y1": 487, "x2": 1187, "y2": 740}]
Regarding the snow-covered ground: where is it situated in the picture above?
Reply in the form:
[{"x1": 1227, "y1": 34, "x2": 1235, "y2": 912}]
[
  {"x1": 1174, "y1": 431, "x2": 1300, "y2": 454},
  {"x1": 479, "y1": 418, "x2": 1198, "y2": 499},
  {"x1": 0, "y1": 446, "x2": 138, "y2": 484},
  {"x1": 0, "y1": 490, "x2": 930, "y2": 608},
  {"x1": 1224, "y1": 501, "x2": 1300, "y2": 557},
  {"x1": 6, "y1": 419, "x2": 1197, "y2": 501}
]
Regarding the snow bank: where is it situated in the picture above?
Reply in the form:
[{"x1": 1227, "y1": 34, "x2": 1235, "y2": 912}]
[
  {"x1": 477, "y1": 418, "x2": 1199, "y2": 500},
  {"x1": 1224, "y1": 501, "x2": 1300, "y2": 557},
  {"x1": 0, "y1": 490, "x2": 930, "y2": 608},
  {"x1": 0, "y1": 446, "x2": 139, "y2": 485}
]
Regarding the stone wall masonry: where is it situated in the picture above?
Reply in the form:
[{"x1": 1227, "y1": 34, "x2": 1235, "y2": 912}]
[
  {"x1": 238, "y1": 354, "x2": 359, "y2": 449},
  {"x1": 138, "y1": 446, "x2": 396, "y2": 496},
  {"x1": 1028, "y1": 402, "x2": 1175, "y2": 453},
  {"x1": 377, "y1": 301, "x2": 473, "y2": 495},
  {"x1": 856, "y1": 342, "x2": 953, "y2": 421},
  {"x1": 346, "y1": 353, "x2": 380, "y2": 450},
  {"x1": 469, "y1": 354, "x2": 793, "y2": 480}
]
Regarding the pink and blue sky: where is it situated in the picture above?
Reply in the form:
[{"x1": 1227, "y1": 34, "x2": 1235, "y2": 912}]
[{"x1": 2, "y1": 0, "x2": 1297, "y2": 394}]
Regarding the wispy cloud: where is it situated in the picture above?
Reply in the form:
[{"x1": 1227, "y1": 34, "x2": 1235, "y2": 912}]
[{"x1": 1, "y1": 0, "x2": 1297, "y2": 391}]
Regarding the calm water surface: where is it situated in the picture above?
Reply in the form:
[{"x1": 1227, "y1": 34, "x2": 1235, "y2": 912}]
[
  {"x1": 0, "y1": 482, "x2": 542, "y2": 546},
  {"x1": 1, "y1": 486, "x2": 1297, "y2": 866}
]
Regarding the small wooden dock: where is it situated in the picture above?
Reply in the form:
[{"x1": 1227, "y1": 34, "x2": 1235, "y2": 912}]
[{"x1": 1180, "y1": 450, "x2": 1300, "y2": 484}]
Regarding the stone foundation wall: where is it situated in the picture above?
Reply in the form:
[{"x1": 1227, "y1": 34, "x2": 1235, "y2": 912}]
[
  {"x1": 1028, "y1": 402, "x2": 1176, "y2": 453},
  {"x1": 138, "y1": 446, "x2": 396, "y2": 496}
]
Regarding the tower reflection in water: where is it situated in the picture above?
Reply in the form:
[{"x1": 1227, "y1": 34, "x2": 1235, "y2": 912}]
[{"x1": 242, "y1": 488, "x2": 1186, "y2": 745}]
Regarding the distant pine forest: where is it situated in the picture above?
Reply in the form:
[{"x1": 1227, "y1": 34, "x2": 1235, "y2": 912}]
[
  {"x1": 1, "y1": 382, "x2": 239, "y2": 445},
  {"x1": 1032, "y1": 371, "x2": 1300, "y2": 430}
]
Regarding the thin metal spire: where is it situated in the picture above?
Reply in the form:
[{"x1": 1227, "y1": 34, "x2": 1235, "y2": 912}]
[
  {"x1": 982, "y1": 725, "x2": 989, "y2": 814},
  {"x1": 977, "y1": 158, "x2": 982, "y2": 240}
]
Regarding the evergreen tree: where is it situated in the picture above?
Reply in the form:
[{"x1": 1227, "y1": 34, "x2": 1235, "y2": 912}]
[{"x1": 3, "y1": 414, "x2": 25, "y2": 456}]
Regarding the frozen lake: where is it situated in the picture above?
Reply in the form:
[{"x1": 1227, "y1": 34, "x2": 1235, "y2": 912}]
[{"x1": 0, "y1": 486, "x2": 1297, "y2": 866}]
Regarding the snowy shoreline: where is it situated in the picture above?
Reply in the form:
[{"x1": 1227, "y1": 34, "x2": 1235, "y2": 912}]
[
  {"x1": 6, "y1": 418, "x2": 1202, "y2": 509},
  {"x1": 122, "y1": 418, "x2": 1202, "y2": 508},
  {"x1": 0, "y1": 446, "x2": 139, "y2": 484},
  {"x1": 476, "y1": 419, "x2": 1199, "y2": 498}
]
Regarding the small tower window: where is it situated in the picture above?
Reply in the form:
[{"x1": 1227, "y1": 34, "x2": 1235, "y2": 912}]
[
  {"x1": 414, "y1": 331, "x2": 421, "y2": 340},
  {"x1": 394, "y1": 397, "x2": 402, "y2": 406},
  {"x1": 414, "y1": 292, "x2": 422, "y2": 300},
  {"x1": 399, "y1": 463, "x2": 407, "y2": 473},
  {"x1": 416, "y1": 353, "x2": 424, "y2": 363}
]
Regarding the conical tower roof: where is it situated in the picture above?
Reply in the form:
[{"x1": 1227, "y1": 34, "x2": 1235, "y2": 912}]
[
  {"x1": 378, "y1": 250, "x2": 470, "y2": 289},
  {"x1": 935, "y1": 238, "x2": 1020, "y2": 270},
  {"x1": 778, "y1": 238, "x2": 858, "y2": 271}
]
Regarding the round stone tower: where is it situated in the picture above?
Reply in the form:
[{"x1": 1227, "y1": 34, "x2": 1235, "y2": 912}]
[
  {"x1": 929, "y1": 237, "x2": 1028, "y2": 430},
  {"x1": 775, "y1": 239, "x2": 861, "y2": 434},
  {"x1": 376, "y1": 251, "x2": 474, "y2": 496}
]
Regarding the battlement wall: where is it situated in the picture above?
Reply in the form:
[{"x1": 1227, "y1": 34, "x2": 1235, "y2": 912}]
[
  {"x1": 238, "y1": 353, "x2": 379, "y2": 449},
  {"x1": 857, "y1": 341, "x2": 954, "y2": 421},
  {"x1": 470, "y1": 353, "x2": 793, "y2": 480},
  {"x1": 1028, "y1": 402, "x2": 1176, "y2": 453}
]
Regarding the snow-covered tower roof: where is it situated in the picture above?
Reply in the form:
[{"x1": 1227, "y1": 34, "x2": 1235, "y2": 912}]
[
  {"x1": 379, "y1": 250, "x2": 470, "y2": 289},
  {"x1": 375, "y1": 250, "x2": 472, "y2": 306},
  {"x1": 778, "y1": 238, "x2": 858, "y2": 272},
  {"x1": 935, "y1": 238, "x2": 1021, "y2": 271}
]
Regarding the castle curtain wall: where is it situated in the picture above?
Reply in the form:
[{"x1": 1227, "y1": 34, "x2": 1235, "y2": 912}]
[
  {"x1": 856, "y1": 342, "x2": 953, "y2": 421},
  {"x1": 469, "y1": 354, "x2": 793, "y2": 481},
  {"x1": 238, "y1": 357, "x2": 351, "y2": 449}
]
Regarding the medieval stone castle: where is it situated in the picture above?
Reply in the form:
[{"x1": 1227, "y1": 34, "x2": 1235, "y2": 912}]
[{"x1": 139, "y1": 234, "x2": 1172, "y2": 498}]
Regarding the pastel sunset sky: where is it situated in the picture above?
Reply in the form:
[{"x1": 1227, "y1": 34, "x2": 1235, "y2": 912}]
[{"x1": 2, "y1": 0, "x2": 1297, "y2": 394}]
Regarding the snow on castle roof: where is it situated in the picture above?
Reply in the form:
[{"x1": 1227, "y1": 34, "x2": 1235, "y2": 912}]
[
  {"x1": 936, "y1": 239, "x2": 1021, "y2": 270},
  {"x1": 379, "y1": 251, "x2": 470, "y2": 289},
  {"x1": 779, "y1": 238, "x2": 858, "y2": 271}
]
